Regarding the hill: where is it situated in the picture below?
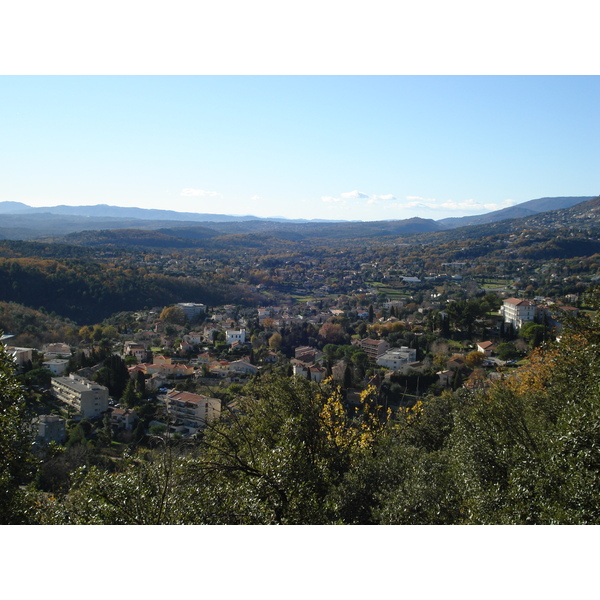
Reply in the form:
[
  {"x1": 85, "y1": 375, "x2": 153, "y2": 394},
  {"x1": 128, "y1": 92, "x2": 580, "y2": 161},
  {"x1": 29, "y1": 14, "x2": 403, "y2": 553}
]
[{"x1": 437, "y1": 196, "x2": 595, "y2": 229}]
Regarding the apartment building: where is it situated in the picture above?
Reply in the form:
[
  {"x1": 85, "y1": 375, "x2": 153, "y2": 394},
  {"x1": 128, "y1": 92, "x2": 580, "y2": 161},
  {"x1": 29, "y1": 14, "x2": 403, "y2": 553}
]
[
  {"x1": 358, "y1": 338, "x2": 390, "y2": 362},
  {"x1": 163, "y1": 390, "x2": 221, "y2": 428},
  {"x1": 51, "y1": 374, "x2": 109, "y2": 419},
  {"x1": 501, "y1": 298, "x2": 538, "y2": 329}
]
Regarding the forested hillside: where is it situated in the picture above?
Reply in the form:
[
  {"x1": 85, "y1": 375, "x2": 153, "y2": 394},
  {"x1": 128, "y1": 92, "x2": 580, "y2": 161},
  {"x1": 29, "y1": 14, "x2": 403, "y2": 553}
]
[{"x1": 0, "y1": 251, "x2": 265, "y2": 323}]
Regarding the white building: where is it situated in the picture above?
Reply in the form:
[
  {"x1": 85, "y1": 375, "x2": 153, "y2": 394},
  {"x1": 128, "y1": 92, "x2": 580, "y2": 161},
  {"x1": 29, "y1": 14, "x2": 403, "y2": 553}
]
[
  {"x1": 376, "y1": 347, "x2": 417, "y2": 370},
  {"x1": 51, "y1": 374, "x2": 109, "y2": 419},
  {"x1": 177, "y1": 303, "x2": 206, "y2": 320},
  {"x1": 226, "y1": 329, "x2": 246, "y2": 345},
  {"x1": 43, "y1": 358, "x2": 69, "y2": 376},
  {"x1": 501, "y1": 298, "x2": 538, "y2": 329}
]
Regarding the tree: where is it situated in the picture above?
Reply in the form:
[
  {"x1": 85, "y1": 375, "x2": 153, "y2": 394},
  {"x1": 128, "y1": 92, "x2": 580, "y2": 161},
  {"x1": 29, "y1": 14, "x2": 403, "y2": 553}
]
[
  {"x1": 120, "y1": 379, "x2": 138, "y2": 408},
  {"x1": 465, "y1": 351, "x2": 486, "y2": 369},
  {"x1": 94, "y1": 354, "x2": 130, "y2": 397},
  {"x1": 160, "y1": 306, "x2": 186, "y2": 325},
  {"x1": 268, "y1": 332, "x2": 282, "y2": 351},
  {"x1": 496, "y1": 342, "x2": 521, "y2": 361},
  {"x1": 0, "y1": 339, "x2": 37, "y2": 523},
  {"x1": 318, "y1": 321, "x2": 347, "y2": 345}
]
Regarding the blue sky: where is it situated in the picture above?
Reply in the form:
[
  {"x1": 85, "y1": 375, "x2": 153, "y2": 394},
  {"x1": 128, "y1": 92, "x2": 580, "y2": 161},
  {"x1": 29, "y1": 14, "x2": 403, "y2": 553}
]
[{"x1": 1, "y1": 75, "x2": 598, "y2": 222}]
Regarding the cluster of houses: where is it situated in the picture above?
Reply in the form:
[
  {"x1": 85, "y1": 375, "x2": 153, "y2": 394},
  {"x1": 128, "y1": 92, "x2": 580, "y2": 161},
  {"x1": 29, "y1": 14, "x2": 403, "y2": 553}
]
[{"x1": 6, "y1": 294, "x2": 580, "y2": 445}]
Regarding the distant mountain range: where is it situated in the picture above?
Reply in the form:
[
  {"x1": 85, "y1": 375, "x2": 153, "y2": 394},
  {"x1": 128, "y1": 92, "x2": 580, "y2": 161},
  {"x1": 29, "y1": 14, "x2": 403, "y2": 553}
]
[
  {"x1": 0, "y1": 195, "x2": 596, "y2": 242},
  {"x1": 0, "y1": 201, "x2": 334, "y2": 224}
]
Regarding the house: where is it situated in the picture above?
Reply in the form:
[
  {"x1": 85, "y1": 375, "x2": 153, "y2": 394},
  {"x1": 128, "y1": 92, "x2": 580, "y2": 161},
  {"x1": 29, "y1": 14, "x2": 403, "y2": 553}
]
[
  {"x1": 163, "y1": 390, "x2": 221, "y2": 428},
  {"x1": 437, "y1": 370, "x2": 453, "y2": 386},
  {"x1": 295, "y1": 346, "x2": 323, "y2": 364},
  {"x1": 309, "y1": 365, "x2": 327, "y2": 383},
  {"x1": 33, "y1": 414, "x2": 66, "y2": 445},
  {"x1": 153, "y1": 355, "x2": 172, "y2": 365},
  {"x1": 293, "y1": 363, "x2": 327, "y2": 383},
  {"x1": 51, "y1": 374, "x2": 109, "y2": 419},
  {"x1": 501, "y1": 298, "x2": 538, "y2": 329},
  {"x1": 6, "y1": 347, "x2": 33, "y2": 372},
  {"x1": 183, "y1": 332, "x2": 203, "y2": 345},
  {"x1": 228, "y1": 360, "x2": 259, "y2": 376},
  {"x1": 124, "y1": 341, "x2": 147, "y2": 362},
  {"x1": 476, "y1": 341, "x2": 495, "y2": 356},
  {"x1": 42, "y1": 343, "x2": 71, "y2": 359},
  {"x1": 145, "y1": 362, "x2": 194, "y2": 378},
  {"x1": 179, "y1": 340, "x2": 195, "y2": 353},
  {"x1": 264, "y1": 351, "x2": 279, "y2": 363},
  {"x1": 446, "y1": 355, "x2": 466, "y2": 371},
  {"x1": 196, "y1": 352, "x2": 212, "y2": 364},
  {"x1": 226, "y1": 329, "x2": 246, "y2": 345},
  {"x1": 203, "y1": 326, "x2": 220, "y2": 343},
  {"x1": 397, "y1": 361, "x2": 427, "y2": 374},
  {"x1": 110, "y1": 407, "x2": 138, "y2": 431}
]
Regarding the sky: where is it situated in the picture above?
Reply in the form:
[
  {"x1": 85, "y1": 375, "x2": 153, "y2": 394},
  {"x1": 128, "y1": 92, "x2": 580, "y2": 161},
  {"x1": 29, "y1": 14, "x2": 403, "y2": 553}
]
[
  {"x1": 1, "y1": 75, "x2": 597, "y2": 222},
  {"x1": 0, "y1": 4, "x2": 598, "y2": 224}
]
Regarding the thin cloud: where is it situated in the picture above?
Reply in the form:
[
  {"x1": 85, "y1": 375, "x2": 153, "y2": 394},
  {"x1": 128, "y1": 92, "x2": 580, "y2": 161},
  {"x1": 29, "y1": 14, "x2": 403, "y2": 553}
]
[
  {"x1": 405, "y1": 201, "x2": 436, "y2": 210},
  {"x1": 327, "y1": 191, "x2": 397, "y2": 206},
  {"x1": 406, "y1": 195, "x2": 438, "y2": 204},
  {"x1": 180, "y1": 188, "x2": 221, "y2": 197},
  {"x1": 405, "y1": 196, "x2": 516, "y2": 213},
  {"x1": 341, "y1": 190, "x2": 369, "y2": 199},
  {"x1": 322, "y1": 196, "x2": 346, "y2": 205},
  {"x1": 250, "y1": 194, "x2": 261, "y2": 201}
]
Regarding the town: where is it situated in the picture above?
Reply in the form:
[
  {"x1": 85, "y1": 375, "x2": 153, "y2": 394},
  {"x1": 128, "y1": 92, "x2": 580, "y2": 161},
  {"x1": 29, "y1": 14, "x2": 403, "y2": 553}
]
[{"x1": 1, "y1": 194, "x2": 600, "y2": 525}]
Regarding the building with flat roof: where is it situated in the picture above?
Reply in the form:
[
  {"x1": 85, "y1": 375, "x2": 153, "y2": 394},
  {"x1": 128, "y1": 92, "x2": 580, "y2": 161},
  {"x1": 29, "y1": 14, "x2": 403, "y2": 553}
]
[
  {"x1": 163, "y1": 390, "x2": 221, "y2": 428},
  {"x1": 51, "y1": 374, "x2": 109, "y2": 419},
  {"x1": 43, "y1": 358, "x2": 69, "y2": 376},
  {"x1": 358, "y1": 338, "x2": 390, "y2": 362},
  {"x1": 376, "y1": 347, "x2": 417, "y2": 370}
]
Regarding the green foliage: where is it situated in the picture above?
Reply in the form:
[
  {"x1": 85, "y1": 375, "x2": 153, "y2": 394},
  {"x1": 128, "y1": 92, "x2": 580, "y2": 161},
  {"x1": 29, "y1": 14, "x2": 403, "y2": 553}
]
[
  {"x1": 0, "y1": 339, "x2": 37, "y2": 523},
  {"x1": 94, "y1": 354, "x2": 129, "y2": 397}
]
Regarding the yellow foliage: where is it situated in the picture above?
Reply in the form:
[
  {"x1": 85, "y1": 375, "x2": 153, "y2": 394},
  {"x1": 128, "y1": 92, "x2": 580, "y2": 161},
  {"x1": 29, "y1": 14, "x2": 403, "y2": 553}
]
[{"x1": 318, "y1": 382, "x2": 390, "y2": 451}]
